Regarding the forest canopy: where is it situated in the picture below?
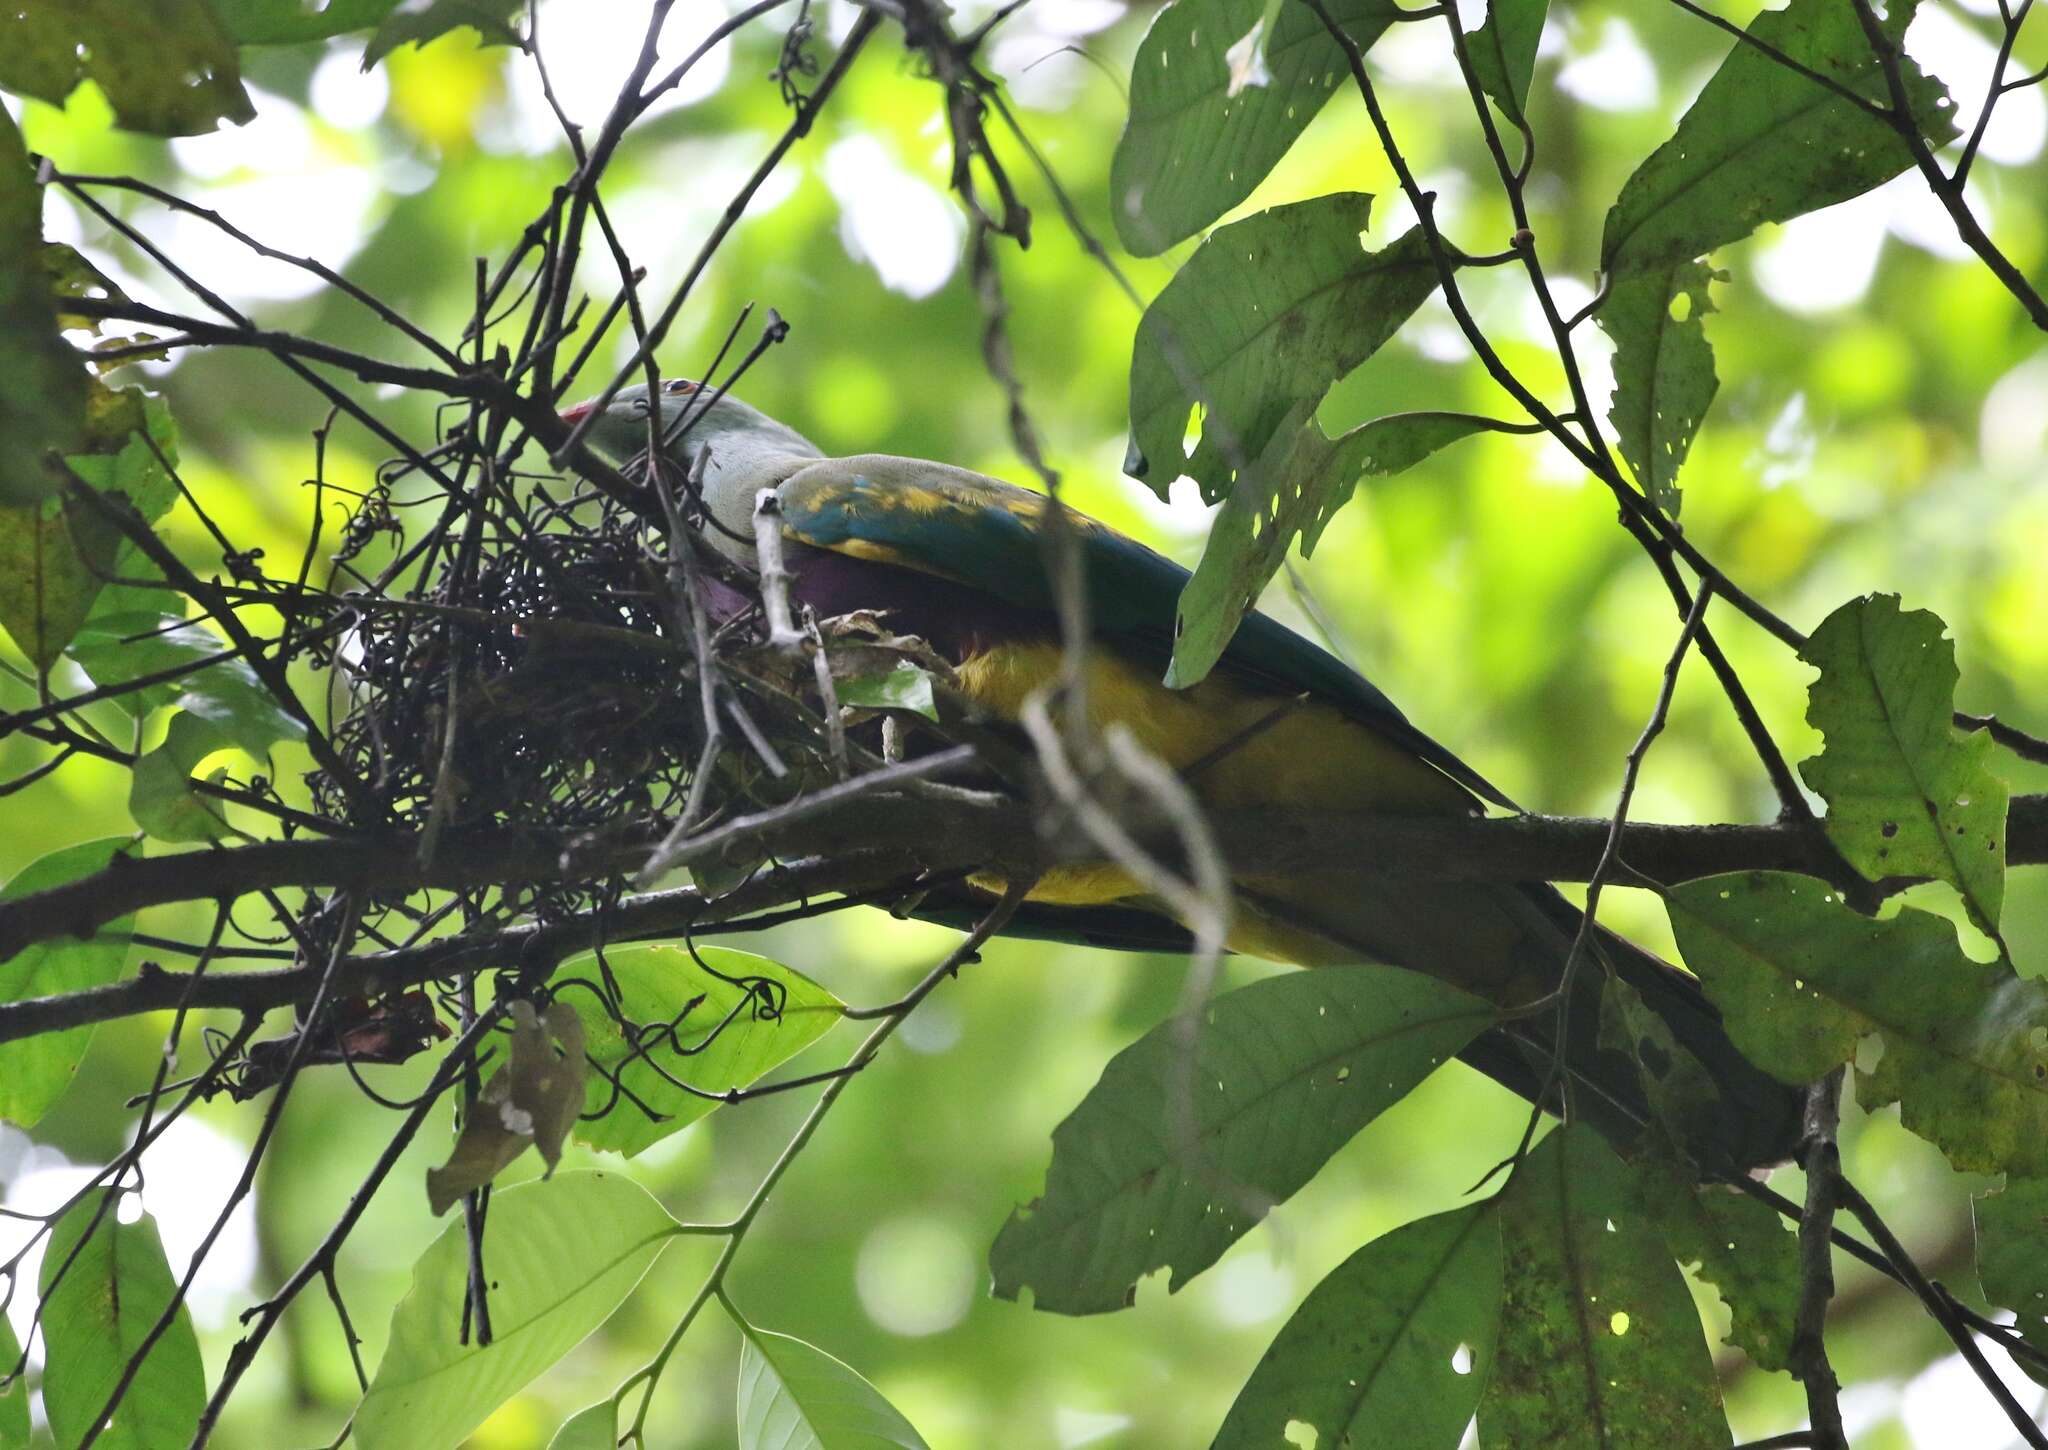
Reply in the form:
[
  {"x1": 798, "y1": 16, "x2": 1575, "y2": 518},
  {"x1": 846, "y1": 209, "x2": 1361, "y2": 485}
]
[{"x1": 1, "y1": 0, "x2": 2047, "y2": 1448}]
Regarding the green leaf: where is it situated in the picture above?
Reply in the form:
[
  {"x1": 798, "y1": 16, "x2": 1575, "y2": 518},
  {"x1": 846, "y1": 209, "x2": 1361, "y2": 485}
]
[
  {"x1": 0, "y1": 386, "x2": 182, "y2": 668},
  {"x1": 1111, "y1": 0, "x2": 1401, "y2": 255},
  {"x1": 1669, "y1": 871, "x2": 2048, "y2": 1176},
  {"x1": 1128, "y1": 196, "x2": 1440, "y2": 501},
  {"x1": 1477, "y1": 1126, "x2": 1729, "y2": 1450},
  {"x1": 212, "y1": 0, "x2": 405, "y2": 43},
  {"x1": 130, "y1": 711, "x2": 235, "y2": 842},
  {"x1": 426, "y1": 1000, "x2": 588, "y2": 1214},
  {"x1": 39, "y1": 1192, "x2": 206, "y2": 1450},
  {"x1": 0, "y1": 108, "x2": 87, "y2": 510},
  {"x1": 1598, "y1": 260, "x2": 1722, "y2": 518},
  {"x1": 989, "y1": 965, "x2": 1493, "y2": 1315},
  {"x1": 363, "y1": 0, "x2": 527, "y2": 67},
  {"x1": 1632, "y1": 1161, "x2": 1800, "y2": 1373},
  {"x1": 1974, "y1": 1177, "x2": 2048, "y2": 1383},
  {"x1": 568, "y1": 945, "x2": 843, "y2": 1156},
  {"x1": 1601, "y1": 0, "x2": 1957, "y2": 276},
  {"x1": 1466, "y1": 0, "x2": 1547, "y2": 129},
  {"x1": 356, "y1": 1171, "x2": 677, "y2": 1450},
  {"x1": 837, "y1": 661, "x2": 939, "y2": 721},
  {"x1": 0, "y1": 839, "x2": 136, "y2": 1126},
  {"x1": 66, "y1": 612, "x2": 307, "y2": 754},
  {"x1": 1169, "y1": 406, "x2": 1488, "y2": 687},
  {"x1": 735, "y1": 1326, "x2": 931, "y2": 1450},
  {"x1": 0, "y1": 0, "x2": 255, "y2": 136},
  {"x1": 0, "y1": 1314, "x2": 28, "y2": 1450},
  {"x1": 546, "y1": 1399, "x2": 619, "y2": 1450},
  {"x1": 1211, "y1": 1201, "x2": 1501, "y2": 1450},
  {"x1": 1798, "y1": 593, "x2": 2007, "y2": 933}
]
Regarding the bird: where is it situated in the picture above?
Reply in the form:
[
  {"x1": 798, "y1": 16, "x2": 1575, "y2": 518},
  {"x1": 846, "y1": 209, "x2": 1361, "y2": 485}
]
[{"x1": 561, "y1": 379, "x2": 1803, "y2": 1173}]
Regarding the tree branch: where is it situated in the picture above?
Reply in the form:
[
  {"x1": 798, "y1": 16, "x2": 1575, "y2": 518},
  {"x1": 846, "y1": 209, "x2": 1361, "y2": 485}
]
[{"x1": 6, "y1": 793, "x2": 2045, "y2": 1043}]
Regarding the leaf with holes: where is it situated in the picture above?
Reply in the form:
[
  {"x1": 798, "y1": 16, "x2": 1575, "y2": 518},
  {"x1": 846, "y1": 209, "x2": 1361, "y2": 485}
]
[
  {"x1": 1631, "y1": 1158, "x2": 1800, "y2": 1373},
  {"x1": 1128, "y1": 196, "x2": 1439, "y2": 501},
  {"x1": 1169, "y1": 405, "x2": 1489, "y2": 687},
  {"x1": 40, "y1": 1193, "x2": 206, "y2": 1450},
  {"x1": 0, "y1": 840, "x2": 136, "y2": 1126},
  {"x1": 990, "y1": 965, "x2": 1493, "y2": 1314},
  {"x1": 1466, "y1": 0, "x2": 1547, "y2": 129},
  {"x1": 736, "y1": 1326, "x2": 931, "y2": 1450},
  {"x1": 356, "y1": 1172, "x2": 676, "y2": 1450},
  {"x1": 1670, "y1": 870, "x2": 2048, "y2": 1176},
  {"x1": 0, "y1": 0, "x2": 254, "y2": 135},
  {"x1": 1212, "y1": 1200, "x2": 1501, "y2": 1449},
  {"x1": 1974, "y1": 1177, "x2": 2048, "y2": 1387},
  {"x1": 1798, "y1": 593, "x2": 2007, "y2": 933},
  {"x1": 1476, "y1": 1126, "x2": 1727, "y2": 1450},
  {"x1": 1111, "y1": 0, "x2": 1402, "y2": 255},
  {"x1": 567, "y1": 944, "x2": 843, "y2": 1156},
  {"x1": 1598, "y1": 260, "x2": 1721, "y2": 518},
  {"x1": 1601, "y1": 0, "x2": 1956, "y2": 276}
]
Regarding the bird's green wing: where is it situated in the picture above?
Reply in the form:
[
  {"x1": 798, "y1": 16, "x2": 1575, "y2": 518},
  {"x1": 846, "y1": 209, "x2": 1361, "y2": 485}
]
[{"x1": 777, "y1": 455, "x2": 1515, "y2": 810}]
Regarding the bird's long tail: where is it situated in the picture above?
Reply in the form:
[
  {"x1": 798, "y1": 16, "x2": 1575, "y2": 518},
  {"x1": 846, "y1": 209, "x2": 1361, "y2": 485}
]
[{"x1": 1236, "y1": 876, "x2": 1805, "y2": 1174}]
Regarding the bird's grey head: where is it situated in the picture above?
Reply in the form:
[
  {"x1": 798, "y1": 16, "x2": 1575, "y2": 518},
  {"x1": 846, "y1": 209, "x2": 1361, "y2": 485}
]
[
  {"x1": 560, "y1": 380, "x2": 822, "y2": 565},
  {"x1": 560, "y1": 379, "x2": 822, "y2": 469}
]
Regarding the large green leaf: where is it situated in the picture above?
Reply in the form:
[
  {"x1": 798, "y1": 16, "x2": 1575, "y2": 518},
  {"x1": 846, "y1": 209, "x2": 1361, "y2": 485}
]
[
  {"x1": 355, "y1": 1172, "x2": 677, "y2": 1450},
  {"x1": 1601, "y1": 0, "x2": 1957, "y2": 276},
  {"x1": 1128, "y1": 196, "x2": 1440, "y2": 501},
  {"x1": 0, "y1": 1314, "x2": 27, "y2": 1449},
  {"x1": 66, "y1": 612, "x2": 306, "y2": 754},
  {"x1": 1466, "y1": 0, "x2": 1547, "y2": 130},
  {"x1": 1111, "y1": 0, "x2": 1401, "y2": 255},
  {"x1": 989, "y1": 965, "x2": 1493, "y2": 1315},
  {"x1": 1974, "y1": 1177, "x2": 2048, "y2": 1385},
  {"x1": 0, "y1": 0, "x2": 254, "y2": 136},
  {"x1": 1212, "y1": 1200, "x2": 1501, "y2": 1450},
  {"x1": 1169, "y1": 406, "x2": 1488, "y2": 687},
  {"x1": 0, "y1": 388, "x2": 182, "y2": 669},
  {"x1": 212, "y1": 0, "x2": 404, "y2": 43},
  {"x1": 39, "y1": 1193, "x2": 206, "y2": 1450},
  {"x1": 1670, "y1": 871, "x2": 2048, "y2": 1176},
  {"x1": 735, "y1": 1326, "x2": 931, "y2": 1450},
  {"x1": 569, "y1": 944, "x2": 844, "y2": 1156},
  {"x1": 0, "y1": 839, "x2": 136, "y2": 1126},
  {"x1": 1598, "y1": 260, "x2": 1721, "y2": 518},
  {"x1": 0, "y1": 108, "x2": 86, "y2": 510},
  {"x1": 1798, "y1": 594, "x2": 2007, "y2": 932},
  {"x1": 1477, "y1": 1126, "x2": 1729, "y2": 1450}
]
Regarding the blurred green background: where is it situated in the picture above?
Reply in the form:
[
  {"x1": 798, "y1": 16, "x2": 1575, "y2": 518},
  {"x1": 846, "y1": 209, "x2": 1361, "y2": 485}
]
[{"x1": 4, "y1": 0, "x2": 2048, "y2": 1444}]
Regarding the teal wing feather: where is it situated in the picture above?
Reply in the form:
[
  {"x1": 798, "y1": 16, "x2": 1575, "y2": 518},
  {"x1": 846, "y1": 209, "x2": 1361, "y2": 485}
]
[{"x1": 778, "y1": 457, "x2": 1516, "y2": 810}]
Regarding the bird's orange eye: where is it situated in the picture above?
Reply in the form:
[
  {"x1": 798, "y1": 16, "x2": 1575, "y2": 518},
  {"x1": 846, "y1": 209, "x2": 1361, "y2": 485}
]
[{"x1": 663, "y1": 379, "x2": 700, "y2": 396}]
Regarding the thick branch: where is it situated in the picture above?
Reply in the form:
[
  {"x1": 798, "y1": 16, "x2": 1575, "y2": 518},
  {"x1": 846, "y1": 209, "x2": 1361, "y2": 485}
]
[{"x1": 5, "y1": 794, "x2": 2045, "y2": 1040}]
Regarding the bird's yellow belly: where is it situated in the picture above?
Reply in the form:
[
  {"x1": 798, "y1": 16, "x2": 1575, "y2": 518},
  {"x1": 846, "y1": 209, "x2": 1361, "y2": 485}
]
[{"x1": 952, "y1": 640, "x2": 1472, "y2": 920}]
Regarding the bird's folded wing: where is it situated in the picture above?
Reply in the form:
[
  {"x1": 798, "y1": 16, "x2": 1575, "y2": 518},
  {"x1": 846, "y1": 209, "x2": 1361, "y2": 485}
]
[{"x1": 775, "y1": 455, "x2": 1515, "y2": 810}]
